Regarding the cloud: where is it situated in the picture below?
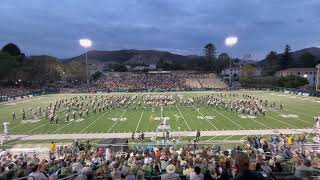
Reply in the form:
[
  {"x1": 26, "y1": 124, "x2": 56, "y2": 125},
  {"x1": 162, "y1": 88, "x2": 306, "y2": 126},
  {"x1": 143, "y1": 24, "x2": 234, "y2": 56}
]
[
  {"x1": 0, "y1": 0, "x2": 320, "y2": 60},
  {"x1": 254, "y1": 20, "x2": 286, "y2": 26},
  {"x1": 307, "y1": 42, "x2": 320, "y2": 48}
]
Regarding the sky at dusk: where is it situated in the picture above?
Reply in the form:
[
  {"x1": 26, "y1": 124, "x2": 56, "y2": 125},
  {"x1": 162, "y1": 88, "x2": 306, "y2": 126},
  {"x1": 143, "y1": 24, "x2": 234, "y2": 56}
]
[{"x1": 0, "y1": 0, "x2": 320, "y2": 60}]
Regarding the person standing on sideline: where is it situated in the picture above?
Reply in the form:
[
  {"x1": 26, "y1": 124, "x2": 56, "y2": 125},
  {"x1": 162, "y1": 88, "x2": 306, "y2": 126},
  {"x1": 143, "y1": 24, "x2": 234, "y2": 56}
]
[
  {"x1": 49, "y1": 141, "x2": 56, "y2": 160},
  {"x1": 22, "y1": 109, "x2": 26, "y2": 120},
  {"x1": 12, "y1": 112, "x2": 16, "y2": 121},
  {"x1": 196, "y1": 130, "x2": 201, "y2": 142}
]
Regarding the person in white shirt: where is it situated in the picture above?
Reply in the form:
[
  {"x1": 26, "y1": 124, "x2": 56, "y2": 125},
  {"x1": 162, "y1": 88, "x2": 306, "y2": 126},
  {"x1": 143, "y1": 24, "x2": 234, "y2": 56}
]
[{"x1": 28, "y1": 164, "x2": 47, "y2": 180}]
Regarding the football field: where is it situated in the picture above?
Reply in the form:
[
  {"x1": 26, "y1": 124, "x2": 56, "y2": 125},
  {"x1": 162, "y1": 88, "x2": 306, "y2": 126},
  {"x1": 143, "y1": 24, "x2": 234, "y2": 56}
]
[{"x1": 0, "y1": 91, "x2": 319, "y2": 135}]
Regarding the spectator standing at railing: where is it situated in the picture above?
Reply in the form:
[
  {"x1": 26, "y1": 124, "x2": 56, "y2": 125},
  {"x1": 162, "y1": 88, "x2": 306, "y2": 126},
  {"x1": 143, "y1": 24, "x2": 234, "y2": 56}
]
[
  {"x1": 72, "y1": 140, "x2": 79, "y2": 155},
  {"x1": 49, "y1": 141, "x2": 56, "y2": 161}
]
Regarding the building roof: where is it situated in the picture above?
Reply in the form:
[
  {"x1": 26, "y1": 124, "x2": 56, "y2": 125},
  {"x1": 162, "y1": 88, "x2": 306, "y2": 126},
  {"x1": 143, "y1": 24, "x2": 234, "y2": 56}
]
[{"x1": 277, "y1": 68, "x2": 316, "y2": 72}]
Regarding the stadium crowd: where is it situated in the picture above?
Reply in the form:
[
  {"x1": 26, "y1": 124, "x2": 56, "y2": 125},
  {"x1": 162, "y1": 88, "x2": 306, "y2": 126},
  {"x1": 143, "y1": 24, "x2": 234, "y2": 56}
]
[
  {"x1": 0, "y1": 87, "x2": 35, "y2": 98},
  {"x1": 94, "y1": 72, "x2": 225, "y2": 91},
  {"x1": 0, "y1": 72, "x2": 227, "y2": 100},
  {"x1": 0, "y1": 135, "x2": 319, "y2": 180}
]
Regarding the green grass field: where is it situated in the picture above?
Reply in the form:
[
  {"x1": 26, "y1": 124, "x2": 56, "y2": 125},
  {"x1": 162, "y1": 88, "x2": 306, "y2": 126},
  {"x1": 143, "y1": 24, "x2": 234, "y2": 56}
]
[{"x1": 0, "y1": 91, "x2": 319, "y2": 135}]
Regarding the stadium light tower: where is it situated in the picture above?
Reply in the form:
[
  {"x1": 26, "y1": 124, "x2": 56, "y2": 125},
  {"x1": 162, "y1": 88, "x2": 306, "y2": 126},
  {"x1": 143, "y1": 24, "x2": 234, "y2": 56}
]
[
  {"x1": 79, "y1": 38, "x2": 92, "y2": 85},
  {"x1": 316, "y1": 64, "x2": 320, "y2": 91},
  {"x1": 225, "y1": 36, "x2": 238, "y2": 87}
]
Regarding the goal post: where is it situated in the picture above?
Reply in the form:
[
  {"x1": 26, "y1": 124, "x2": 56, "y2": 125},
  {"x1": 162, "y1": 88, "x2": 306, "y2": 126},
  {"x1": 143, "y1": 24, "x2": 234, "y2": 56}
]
[{"x1": 317, "y1": 64, "x2": 320, "y2": 91}]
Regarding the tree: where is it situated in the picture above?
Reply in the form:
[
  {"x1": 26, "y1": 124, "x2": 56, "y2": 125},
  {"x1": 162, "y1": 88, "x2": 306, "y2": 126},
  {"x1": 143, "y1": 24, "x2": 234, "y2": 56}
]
[
  {"x1": 241, "y1": 64, "x2": 256, "y2": 77},
  {"x1": 109, "y1": 63, "x2": 127, "y2": 72},
  {"x1": 264, "y1": 51, "x2": 280, "y2": 75},
  {"x1": 279, "y1": 44, "x2": 292, "y2": 70},
  {"x1": 1, "y1": 43, "x2": 22, "y2": 56},
  {"x1": 297, "y1": 52, "x2": 317, "y2": 68},
  {"x1": 215, "y1": 53, "x2": 231, "y2": 73},
  {"x1": 278, "y1": 75, "x2": 308, "y2": 88},
  {"x1": 203, "y1": 43, "x2": 216, "y2": 61},
  {"x1": 91, "y1": 71, "x2": 103, "y2": 81}
]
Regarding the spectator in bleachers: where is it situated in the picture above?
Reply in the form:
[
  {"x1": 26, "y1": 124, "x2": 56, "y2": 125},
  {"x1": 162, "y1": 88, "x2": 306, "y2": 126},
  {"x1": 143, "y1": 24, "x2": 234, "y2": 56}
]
[
  {"x1": 190, "y1": 166, "x2": 204, "y2": 180},
  {"x1": 161, "y1": 164, "x2": 181, "y2": 180},
  {"x1": 0, "y1": 135, "x2": 320, "y2": 179},
  {"x1": 294, "y1": 159, "x2": 314, "y2": 179},
  {"x1": 233, "y1": 152, "x2": 265, "y2": 180}
]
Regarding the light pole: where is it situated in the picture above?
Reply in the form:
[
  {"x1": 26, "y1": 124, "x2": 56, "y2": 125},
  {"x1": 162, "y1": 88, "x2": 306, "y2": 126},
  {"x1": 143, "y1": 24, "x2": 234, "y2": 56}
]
[
  {"x1": 79, "y1": 39, "x2": 92, "y2": 85},
  {"x1": 316, "y1": 64, "x2": 320, "y2": 91},
  {"x1": 178, "y1": 126, "x2": 181, "y2": 142},
  {"x1": 224, "y1": 36, "x2": 238, "y2": 87}
]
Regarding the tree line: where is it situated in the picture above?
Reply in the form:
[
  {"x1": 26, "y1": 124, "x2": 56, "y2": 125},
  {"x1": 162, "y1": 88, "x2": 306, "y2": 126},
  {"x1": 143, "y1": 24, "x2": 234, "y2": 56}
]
[{"x1": 262, "y1": 45, "x2": 320, "y2": 75}]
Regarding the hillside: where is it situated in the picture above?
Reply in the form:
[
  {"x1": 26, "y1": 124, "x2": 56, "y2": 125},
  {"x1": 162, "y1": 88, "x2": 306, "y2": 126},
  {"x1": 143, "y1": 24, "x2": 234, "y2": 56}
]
[
  {"x1": 290, "y1": 47, "x2": 320, "y2": 59},
  {"x1": 1, "y1": 55, "x2": 86, "y2": 81},
  {"x1": 259, "y1": 47, "x2": 320, "y2": 66},
  {"x1": 64, "y1": 49, "x2": 189, "y2": 65},
  {"x1": 2, "y1": 47, "x2": 319, "y2": 82}
]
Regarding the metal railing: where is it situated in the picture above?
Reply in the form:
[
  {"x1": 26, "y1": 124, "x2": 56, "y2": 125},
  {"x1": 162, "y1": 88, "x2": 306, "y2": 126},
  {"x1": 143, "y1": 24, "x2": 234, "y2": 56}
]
[
  {"x1": 58, "y1": 173, "x2": 81, "y2": 180},
  {"x1": 15, "y1": 175, "x2": 35, "y2": 180}
]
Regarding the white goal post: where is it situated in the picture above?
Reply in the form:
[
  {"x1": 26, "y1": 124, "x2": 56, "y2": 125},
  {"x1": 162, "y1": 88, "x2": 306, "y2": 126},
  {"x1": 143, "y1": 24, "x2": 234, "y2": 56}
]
[{"x1": 317, "y1": 64, "x2": 320, "y2": 91}]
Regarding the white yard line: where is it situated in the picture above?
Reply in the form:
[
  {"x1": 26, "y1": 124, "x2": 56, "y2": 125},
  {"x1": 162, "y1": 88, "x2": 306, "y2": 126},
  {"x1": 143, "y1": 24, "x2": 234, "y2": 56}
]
[
  {"x1": 106, "y1": 110, "x2": 127, "y2": 133},
  {"x1": 11, "y1": 123, "x2": 26, "y2": 130},
  {"x1": 240, "y1": 135, "x2": 248, "y2": 140},
  {"x1": 52, "y1": 122, "x2": 72, "y2": 134},
  {"x1": 80, "y1": 111, "x2": 109, "y2": 133},
  {"x1": 211, "y1": 109, "x2": 245, "y2": 130},
  {"x1": 250, "y1": 118, "x2": 273, "y2": 129},
  {"x1": 223, "y1": 135, "x2": 234, "y2": 141},
  {"x1": 193, "y1": 107, "x2": 219, "y2": 130},
  {"x1": 24, "y1": 122, "x2": 50, "y2": 134},
  {"x1": 281, "y1": 111, "x2": 313, "y2": 125},
  {"x1": 135, "y1": 110, "x2": 145, "y2": 133},
  {"x1": 266, "y1": 115, "x2": 298, "y2": 128},
  {"x1": 285, "y1": 109, "x2": 315, "y2": 118},
  {"x1": 205, "y1": 136, "x2": 217, "y2": 141},
  {"x1": 176, "y1": 106, "x2": 192, "y2": 131}
]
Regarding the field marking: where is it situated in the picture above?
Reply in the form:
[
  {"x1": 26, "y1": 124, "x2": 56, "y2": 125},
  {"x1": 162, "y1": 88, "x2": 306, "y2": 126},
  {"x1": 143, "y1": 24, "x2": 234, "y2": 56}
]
[
  {"x1": 223, "y1": 135, "x2": 234, "y2": 141},
  {"x1": 176, "y1": 106, "x2": 192, "y2": 131},
  {"x1": 211, "y1": 108, "x2": 245, "y2": 130},
  {"x1": 10, "y1": 115, "x2": 48, "y2": 130},
  {"x1": 284, "y1": 109, "x2": 315, "y2": 118},
  {"x1": 10, "y1": 122, "x2": 26, "y2": 130},
  {"x1": 80, "y1": 111, "x2": 109, "y2": 133},
  {"x1": 24, "y1": 122, "x2": 50, "y2": 134},
  {"x1": 135, "y1": 110, "x2": 145, "y2": 133},
  {"x1": 257, "y1": 94, "x2": 318, "y2": 117},
  {"x1": 15, "y1": 109, "x2": 67, "y2": 134},
  {"x1": 205, "y1": 136, "x2": 217, "y2": 141},
  {"x1": 193, "y1": 107, "x2": 219, "y2": 130},
  {"x1": 240, "y1": 135, "x2": 248, "y2": 140},
  {"x1": 52, "y1": 121, "x2": 74, "y2": 134},
  {"x1": 280, "y1": 111, "x2": 313, "y2": 125},
  {"x1": 250, "y1": 118, "x2": 272, "y2": 129},
  {"x1": 51, "y1": 113, "x2": 94, "y2": 134},
  {"x1": 266, "y1": 115, "x2": 298, "y2": 128},
  {"x1": 106, "y1": 110, "x2": 127, "y2": 133}
]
